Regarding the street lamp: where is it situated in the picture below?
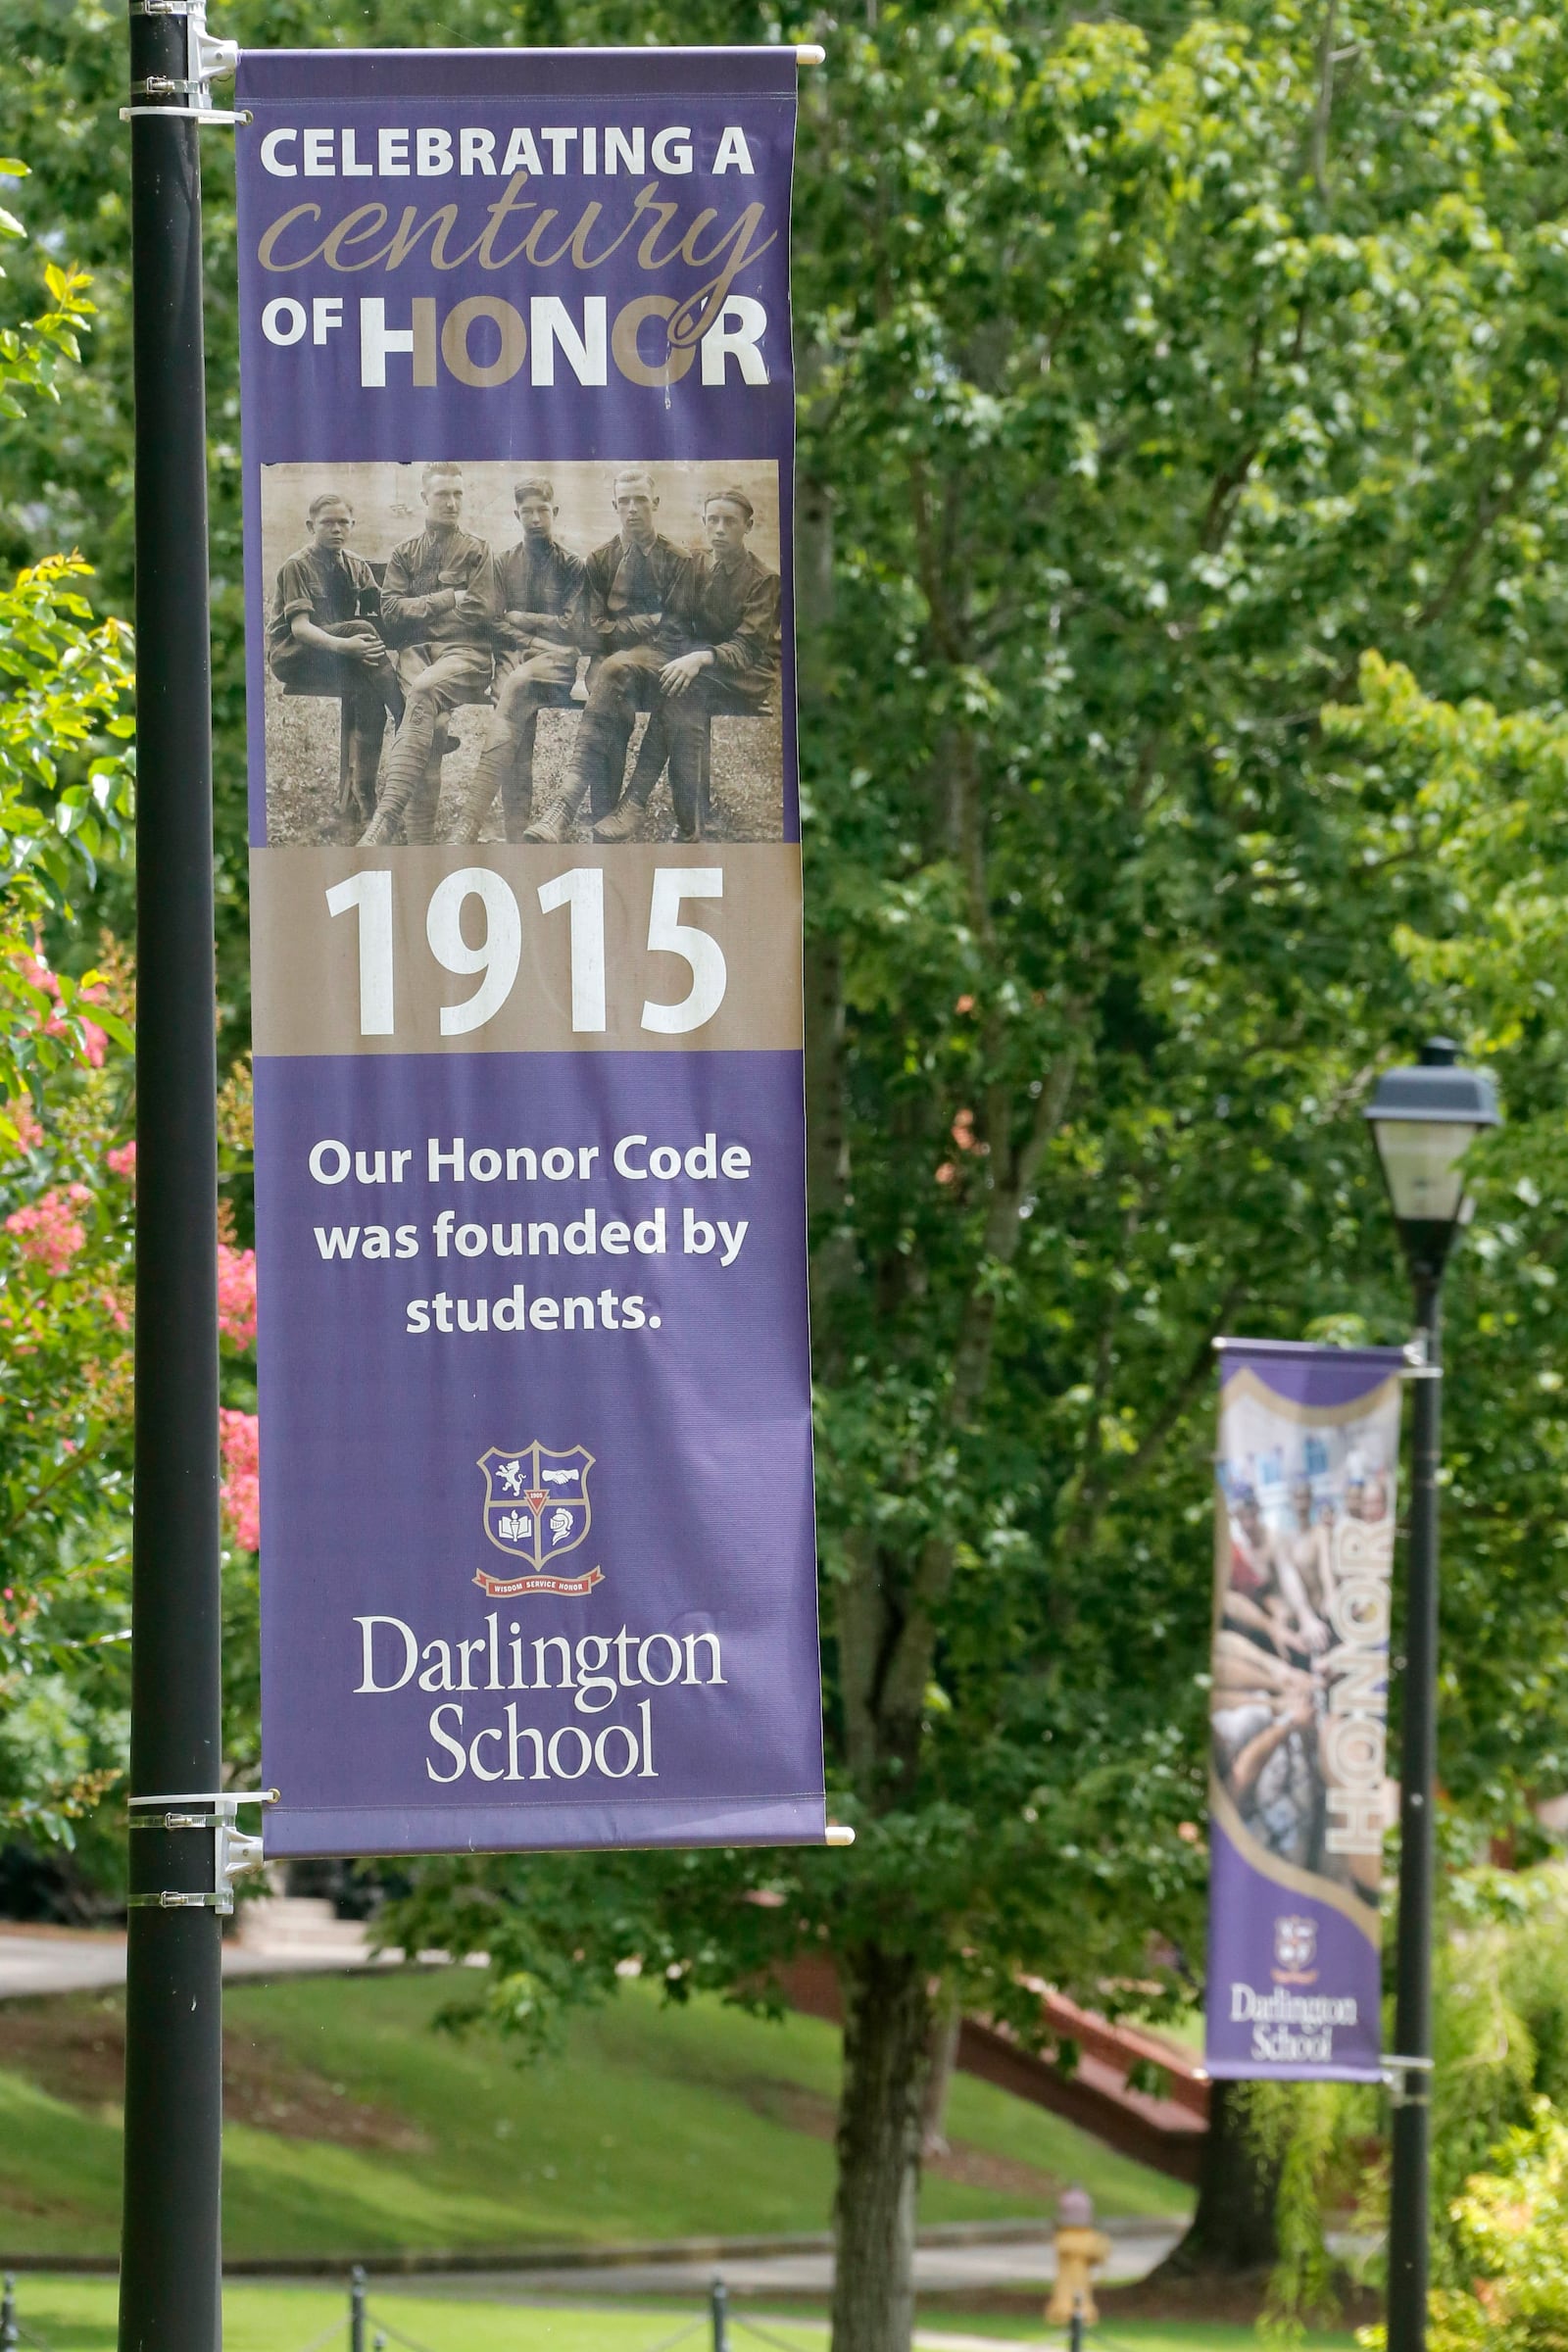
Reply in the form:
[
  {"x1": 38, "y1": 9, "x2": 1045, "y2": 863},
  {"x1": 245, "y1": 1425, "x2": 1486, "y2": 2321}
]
[{"x1": 1364, "y1": 1038, "x2": 1500, "y2": 2352}]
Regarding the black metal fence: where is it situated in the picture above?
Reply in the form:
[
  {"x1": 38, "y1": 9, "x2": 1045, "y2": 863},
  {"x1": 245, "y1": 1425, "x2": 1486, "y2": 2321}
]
[{"x1": 0, "y1": 2265, "x2": 1153, "y2": 2352}]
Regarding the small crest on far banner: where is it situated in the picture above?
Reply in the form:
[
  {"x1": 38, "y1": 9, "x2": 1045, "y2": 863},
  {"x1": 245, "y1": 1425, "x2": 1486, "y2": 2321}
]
[
  {"x1": 475, "y1": 1444, "x2": 602, "y2": 1598},
  {"x1": 1272, "y1": 1914, "x2": 1318, "y2": 1984}
]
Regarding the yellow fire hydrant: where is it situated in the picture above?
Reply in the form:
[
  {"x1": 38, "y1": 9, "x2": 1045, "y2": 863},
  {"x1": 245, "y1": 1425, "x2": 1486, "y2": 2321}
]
[{"x1": 1046, "y1": 2186, "x2": 1113, "y2": 2327}]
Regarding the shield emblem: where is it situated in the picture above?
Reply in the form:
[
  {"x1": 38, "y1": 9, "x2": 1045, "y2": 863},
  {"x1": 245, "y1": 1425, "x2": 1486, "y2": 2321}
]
[
  {"x1": 478, "y1": 1444, "x2": 594, "y2": 1572},
  {"x1": 1274, "y1": 1915, "x2": 1317, "y2": 1976}
]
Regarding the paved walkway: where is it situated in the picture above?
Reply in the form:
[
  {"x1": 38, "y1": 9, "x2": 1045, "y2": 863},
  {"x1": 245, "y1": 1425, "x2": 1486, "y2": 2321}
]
[
  {"x1": 367, "y1": 2221, "x2": 1182, "y2": 2302},
  {"x1": 0, "y1": 1905, "x2": 389, "y2": 1999},
  {"x1": 0, "y1": 1927, "x2": 130, "y2": 1999}
]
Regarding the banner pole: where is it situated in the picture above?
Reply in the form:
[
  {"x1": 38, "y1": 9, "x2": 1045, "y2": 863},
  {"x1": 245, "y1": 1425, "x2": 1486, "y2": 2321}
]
[
  {"x1": 118, "y1": 1, "x2": 224, "y2": 2346},
  {"x1": 1387, "y1": 1281, "x2": 1441, "y2": 2352}
]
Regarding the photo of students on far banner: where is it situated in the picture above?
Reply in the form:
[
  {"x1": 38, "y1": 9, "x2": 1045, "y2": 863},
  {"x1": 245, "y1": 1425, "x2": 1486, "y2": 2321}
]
[{"x1": 1205, "y1": 1341, "x2": 1404, "y2": 2082}]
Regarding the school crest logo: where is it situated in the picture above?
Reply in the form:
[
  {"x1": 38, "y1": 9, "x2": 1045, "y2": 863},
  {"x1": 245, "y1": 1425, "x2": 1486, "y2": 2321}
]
[
  {"x1": 474, "y1": 1444, "x2": 602, "y2": 1598},
  {"x1": 1272, "y1": 1914, "x2": 1318, "y2": 1984}
]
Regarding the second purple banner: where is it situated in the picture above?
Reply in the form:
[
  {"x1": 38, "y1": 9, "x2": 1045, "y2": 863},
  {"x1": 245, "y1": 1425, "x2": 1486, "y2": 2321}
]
[{"x1": 1206, "y1": 1340, "x2": 1403, "y2": 2082}]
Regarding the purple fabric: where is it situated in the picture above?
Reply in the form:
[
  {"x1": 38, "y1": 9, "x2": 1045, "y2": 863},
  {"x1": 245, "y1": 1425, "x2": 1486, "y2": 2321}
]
[
  {"x1": 253, "y1": 1052, "x2": 824, "y2": 1854},
  {"x1": 1217, "y1": 1340, "x2": 1406, "y2": 1411},
  {"x1": 237, "y1": 50, "x2": 824, "y2": 1856},
  {"x1": 1205, "y1": 1819, "x2": 1383, "y2": 2082},
  {"x1": 239, "y1": 49, "x2": 800, "y2": 102},
  {"x1": 1205, "y1": 1339, "x2": 1401, "y2": 2079}
]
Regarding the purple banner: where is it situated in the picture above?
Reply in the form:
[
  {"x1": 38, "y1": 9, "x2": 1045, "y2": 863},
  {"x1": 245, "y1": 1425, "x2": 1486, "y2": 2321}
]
[
  {"x1": 1204, "y1": 1342, "x2": 1404, "y2": 2081},
  {"x1": 235, "y1": 47, "x2": 825, "y2": 1854}
]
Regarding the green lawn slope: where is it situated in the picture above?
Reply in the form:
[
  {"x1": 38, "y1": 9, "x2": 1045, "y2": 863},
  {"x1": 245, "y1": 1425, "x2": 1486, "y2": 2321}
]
[{"x1": 0, "y1": 1966, "x2": 1190, "y2": 2260}]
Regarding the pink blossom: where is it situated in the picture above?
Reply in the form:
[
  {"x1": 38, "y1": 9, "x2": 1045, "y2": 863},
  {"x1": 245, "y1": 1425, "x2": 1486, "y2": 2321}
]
[
  {"x1": 107, "y1": 1141, "x2": 136, "y2": 1179},
  {"x1": 6, "y1": 1186, "x2": 90, "y2": 1276},
  {"x1": 18, "y1": 952, "x2": 60, "y2": 1004},
  {"x1": 16, "y1": 952, "x2": 107, "y2": 1067},
  {"x1": 75, "y1": 1017, "x2": 107, "y2": 1069},
  {"x1": 217, "y1": 1244, "x2": 258, "y2": 1350},
  {"x1": 10, "y1": 1103, "x2": 42, "y2": 1152},
  {"x1": 220, "y1": 1408, "x2": 260, "y2": 1551}
]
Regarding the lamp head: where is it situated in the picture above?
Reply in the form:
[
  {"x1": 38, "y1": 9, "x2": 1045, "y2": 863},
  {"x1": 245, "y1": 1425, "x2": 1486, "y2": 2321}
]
[{"x1": 1364, "y1": 1038, "x2": 1501, "y2": 1284}]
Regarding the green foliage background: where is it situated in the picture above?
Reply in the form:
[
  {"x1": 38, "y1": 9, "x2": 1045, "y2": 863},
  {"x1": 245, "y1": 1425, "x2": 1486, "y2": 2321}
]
[{"x1": 7, "y1": 0, "x2": 1568, "y2": 2297}]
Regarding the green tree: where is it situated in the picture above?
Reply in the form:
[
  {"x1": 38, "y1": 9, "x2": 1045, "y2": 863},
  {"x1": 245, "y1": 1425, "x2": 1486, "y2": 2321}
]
[
  {"x1": 0, "y1": 157, "x2": 132, "y2": 1106},
  {"x1": 382, "y1": 7, "x2": 1568, "y2": 2343},
  {"x1": 1415, "y1": 2099, "x2": 1568, "y2": 2350},
  {"x1": 0, "y1": 157, "x2": 136, "y2": 1872},
  {"x1": 0, "y1": 164, "x2": 264, "y2": 1886},
  {"x1": 13, "y1": 6, "x2": 1568, "y2": 2346}
]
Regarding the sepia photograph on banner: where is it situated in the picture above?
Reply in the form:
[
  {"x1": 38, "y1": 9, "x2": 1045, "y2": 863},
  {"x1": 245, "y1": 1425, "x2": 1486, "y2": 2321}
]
[{"x1": 261, "y1": 457, "x2": 785, "y2": 851}]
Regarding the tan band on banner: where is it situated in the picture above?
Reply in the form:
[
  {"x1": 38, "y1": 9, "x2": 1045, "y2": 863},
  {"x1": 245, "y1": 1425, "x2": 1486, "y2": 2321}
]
[
  {"x1": 250, "y1": 842, "x2": 803, "y2": 1056},
  {"x1": 1210, "y1": 1783, "x2": 1383, "y2": 1948},
  {"x1": 1217, "y1": 1364, "x2": 1405, "y2": 1430}
]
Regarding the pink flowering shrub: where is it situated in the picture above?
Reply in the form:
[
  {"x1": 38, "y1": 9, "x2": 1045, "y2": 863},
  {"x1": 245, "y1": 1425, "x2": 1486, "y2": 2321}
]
[
  {"x1": 18, "y1": 950, "x2": 107, "y2": 1069},
  {"x1": 6, "y1": 1182, "x2": 90, "y2": 1276},
  {"x1": 217, "y1": 1243, "x2": 258, "y2": 1350},
  {"x1": 220, "y1": 1408, "x2": 260, "y2": 1552},
  {"x1": 106, "y1": 1141, "x2": 135, "y2": 1179},
  {"x1": 10, "y1": 1102, "x2": 42, "y2": 1152}
]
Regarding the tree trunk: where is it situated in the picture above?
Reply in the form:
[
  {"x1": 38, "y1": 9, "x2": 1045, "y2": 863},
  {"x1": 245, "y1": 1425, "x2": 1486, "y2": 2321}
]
[
  {"x1": 1153, "y1": 2080, "x2": 1280, "y2": 2278},
  {"x1": 831, "y1": 1941, "x2": 934, "y2": 2352},
  {"x1": 920, "y1": 1996, "x2": 961, "y2": 2160}
]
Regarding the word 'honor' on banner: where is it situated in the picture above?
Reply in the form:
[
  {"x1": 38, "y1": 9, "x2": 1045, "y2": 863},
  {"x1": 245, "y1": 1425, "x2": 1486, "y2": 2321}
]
[
  {"x1": 234, "y1": 45, "x2": 825, "y2": 1854},
  {"x1": 1205, "y1": 1341, "x2": 1404, "y2": 2082}
]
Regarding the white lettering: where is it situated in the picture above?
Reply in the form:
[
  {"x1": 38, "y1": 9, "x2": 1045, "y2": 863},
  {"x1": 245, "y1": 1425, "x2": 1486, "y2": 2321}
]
[
  {"x1": 651, "y1": 125, "x2": 692, "y2": 173},
  {"x1": 263, "y1": 296, "x2": 307, "y2": 346},
  {"x1": 530, "y1": 296, "x2": 609, "y2": 387},
  {"x1": 701, "y1": 297, "x2": 768, "y2": 385},
  {"x1": 425, "y1": 1703, "x2": 466, "y2": 1781},
  {"x1": 354, "y1": 1615, "x2": 416, "y2": 1693},
  {"x1": 712, "y1": 125, "x2": 755, "y2": 174}
]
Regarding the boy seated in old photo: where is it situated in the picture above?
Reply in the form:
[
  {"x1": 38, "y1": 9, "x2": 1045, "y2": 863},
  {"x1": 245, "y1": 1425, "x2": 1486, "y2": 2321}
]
[
  {"x1": 360, "y1": 463, "x2": 502, "y2": 847},
  {"x1": 451, "y1": 475, "x2": 586, "y2": 843},
  {"x1": 591, "y1": 485, "x2": 781, "y2": 843},
  {"x1": 267, "y1": 491, "x2": 404, "y2": 834}
]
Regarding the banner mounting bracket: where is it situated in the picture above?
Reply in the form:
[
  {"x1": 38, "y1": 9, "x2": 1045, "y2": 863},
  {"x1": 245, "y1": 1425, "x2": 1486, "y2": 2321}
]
[
  {"x1": 122, "y1": 1, "x2": 248, "y2": 124},
  {"x1": 124, "y1": 1788, "x2": 275, "y2": 1914},
  {"x1": 1383, "y1": 2053, "x2": 1434, "y2": 2106}
]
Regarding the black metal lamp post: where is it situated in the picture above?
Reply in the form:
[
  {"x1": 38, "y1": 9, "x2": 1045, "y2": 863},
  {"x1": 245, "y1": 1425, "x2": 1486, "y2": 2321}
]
[
  {"x1": 119, "y1": 8, "x2": 239, "y2": 2350},
  {"x1": 1364, "y1": 1038, "x2": 1500, "y2": 2352}
]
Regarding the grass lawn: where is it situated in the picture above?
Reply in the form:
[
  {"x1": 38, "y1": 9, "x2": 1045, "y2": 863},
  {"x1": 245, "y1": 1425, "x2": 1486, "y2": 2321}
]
[
  {"x1": 5, "y1": 2278, "x2": 1365, "y2": 2352},
  {"x1": 0, "y1": 1967, "x2": 1190, "y2": 2260}
]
